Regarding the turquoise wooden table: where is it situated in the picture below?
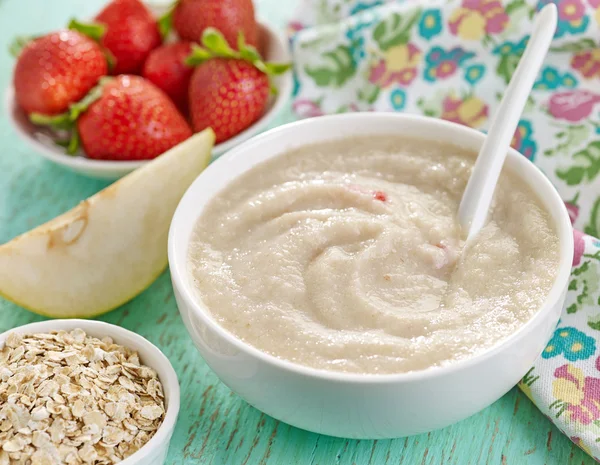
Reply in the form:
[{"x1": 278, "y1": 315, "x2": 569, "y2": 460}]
[{"x1": 0, "y1": 1, "x2": 594, "y2": 463}]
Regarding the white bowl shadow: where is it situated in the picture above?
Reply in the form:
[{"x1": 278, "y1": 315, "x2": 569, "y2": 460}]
[{"x1": 5, "y1": 20, "x2": 293, "y2": 180}]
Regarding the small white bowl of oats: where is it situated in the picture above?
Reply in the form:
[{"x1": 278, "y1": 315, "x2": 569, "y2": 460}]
[{"x1": 0, "y1": 319, "x2": 180, "y2": 465}]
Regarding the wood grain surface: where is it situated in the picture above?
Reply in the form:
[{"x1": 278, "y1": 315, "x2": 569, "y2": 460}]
[{"x1": 0, "y1": 0, "x2": 594, "y2": 463}]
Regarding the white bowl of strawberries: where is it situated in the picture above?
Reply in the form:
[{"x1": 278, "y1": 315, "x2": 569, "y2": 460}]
[{"x1": 6, "y1": 0, "x2": 292, "y2": 180}]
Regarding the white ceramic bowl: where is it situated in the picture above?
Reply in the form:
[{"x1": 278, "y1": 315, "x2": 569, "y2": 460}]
[
  {"x1": 168, "y1": 113, "x2": 573, "y2": 439},
  {"x1": 0, "y1": 319, "x2": 180, "y2": 464},
  {"x1": 5, "y1": 21, "x2": 293, "y2": 180}
]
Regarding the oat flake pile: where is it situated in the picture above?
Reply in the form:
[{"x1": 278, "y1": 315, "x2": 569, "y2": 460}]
[{"x1": 0, "y1": 329, "x2": 165, "y2": 465}]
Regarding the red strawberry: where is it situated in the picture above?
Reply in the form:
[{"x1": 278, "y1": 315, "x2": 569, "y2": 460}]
[
  {"x1": 172, "y1": 0, "x2": 257, "y2": 47},
  {"x1": 77, "y1": 75, "x2": 192, "y2": 160},
  {"x1": 94, "y1": 0, "x2": 161, "y2": 74},
  {"x1": 13, "y1": 31, "x2": 107, "y2": 116},
  {"x1": 186, "y1": 29, "x2": 289, "y2": 144},
  {"x1": 189, "y1": 59, "x2": 268, "y2": 143},
  {"x1": 142, "y1": 41, "x2": 194, "y2": 113}
]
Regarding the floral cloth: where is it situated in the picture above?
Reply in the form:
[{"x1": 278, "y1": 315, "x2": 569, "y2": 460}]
[{"x1": 289, "y1": 0, "x2": 600, "y2": 459}]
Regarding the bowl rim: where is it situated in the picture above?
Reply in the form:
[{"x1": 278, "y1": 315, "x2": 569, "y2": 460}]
[
  {"x1": 169, "y1": 112, "x2": 574, "y2": 384},
  {"x1": 4, "y1": 19, "x2": 293, "y2": 176},
  {"x1": 0, "y1": 319, "x2": 180, "y2": 464}
]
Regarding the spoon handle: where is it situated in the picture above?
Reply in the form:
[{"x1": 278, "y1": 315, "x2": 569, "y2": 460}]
[{"x1": 458, "y1": 3, "x2": 557, "y2": 241}]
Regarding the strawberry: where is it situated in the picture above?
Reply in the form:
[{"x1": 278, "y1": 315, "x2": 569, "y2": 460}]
[
  {"x1": 92, "y1": 0, "x2": 161, "y2": 74},
  {"x1": 186, "y1": 29, "x2": 290, "y2": 144},
  {"x1": 34, "y1": 76, "x2": 192, "y2": 160},
  {"x1": 162, "y1": 0, "x2": 257, "y2": 48},
  {"x1": 78, "y1": 76, "x2": 192, "y2": 160},
  {"x1": 189, "y1": 59, "x2": 268, "y2": 143},
  {"x1": 12, "y1": 31, "x2": 108, "y2": 116},
  {"x1": 142, "y1": 41, "x2": 194, "y2": 113}
]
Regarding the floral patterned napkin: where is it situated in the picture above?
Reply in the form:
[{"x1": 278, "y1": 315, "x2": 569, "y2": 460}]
[{"x1": 289, "y1": 0, "x2": 600, "y2": 458}]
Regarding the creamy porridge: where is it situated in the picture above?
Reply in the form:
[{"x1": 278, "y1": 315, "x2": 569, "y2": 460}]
[{"x1": 188, "y1": 136, "x2": 559, "y2": 374}]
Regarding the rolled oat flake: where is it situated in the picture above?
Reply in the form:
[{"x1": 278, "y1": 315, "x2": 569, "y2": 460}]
[{"x1": 0, "y1": 329, "x2": 165, "y2": 464}]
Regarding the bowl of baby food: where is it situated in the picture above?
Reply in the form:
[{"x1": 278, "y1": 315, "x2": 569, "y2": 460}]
[{"x1": 168, "y1": 113, "x2": 573, "y2": 439}]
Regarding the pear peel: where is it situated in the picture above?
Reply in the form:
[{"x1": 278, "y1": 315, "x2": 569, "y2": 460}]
[{"x1": 0, "y1": 129, "x2": 215, "y2": 317}]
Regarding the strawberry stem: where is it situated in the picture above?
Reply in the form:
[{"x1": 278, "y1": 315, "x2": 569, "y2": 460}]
[
  {"x1": 29, "y1": 78, "x2": 109, "y2": 155},
  {"x1": 185, "y1": 28, "x2": 291, "y2": 87}
]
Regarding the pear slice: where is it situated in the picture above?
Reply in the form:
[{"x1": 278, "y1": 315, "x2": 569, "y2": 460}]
[{"x1": 0, "y1": 129, "x2": 215, "y2": 318}]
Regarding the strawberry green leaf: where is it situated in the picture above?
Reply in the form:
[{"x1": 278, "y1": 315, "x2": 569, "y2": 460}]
[
  {"x1": 9, "y1": 35, "x2": 36, "y2": 58},
  {"x1": 250, "y1": 59, "x2": 268, "y2": 74},
  {"x1": 239, "y1": 45, "x2": 262, "y2": 67},
  {"x1": 68, "y1": 82, "x2": 106, "y2": 120},
  {"x1": 66, "y1": 128, "x2": 81, "y2": 155},
  {"x1": 265, "y1": 62, "x2": 292, "y2": 75},
  {"x1": 185, "y1": 44, "x2": 213, "y2": 65},
  {"x1": 269, "y1": 82, "x2": 279, "y2": 96},
  {"x1": 29, "y1": 112, "x2": 73, "y2": 130},
  {"x1": 68, "y1": 18, "x2": 115, "y2": 69},
  {"x1": 54, "y1": 138, "x2": 71, "y2": 148},
  {"x1": 69, "y1": 19, "x2": 117, "y2": 71},
  {"x1": 103, "y1": 48, "x2": 116, "y2": 71},
  {"x1": 54, "y1": 135, "x2": 80, "y2": 155},
  {"x1": 29, "y1": 79, "x2": 108, "y2": 155},
  {"x1": 185, "y1": 28, "x2": 291, "y2": 92},
  {"x1": 157, "y1": 9, "x2": 173, "y2": 40},
  {"x1": 201, "y1": 28, "x2": 237, "y2": 57},
  {"x1": 68, "y1": 19, "x2": 106, "y2": 42},
  {"x1": 158, "y1": 0, "x2": 179, "y2": 39},
  {"x1": 237, "y1": 32, "x2": 247, "y2": 53}
]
